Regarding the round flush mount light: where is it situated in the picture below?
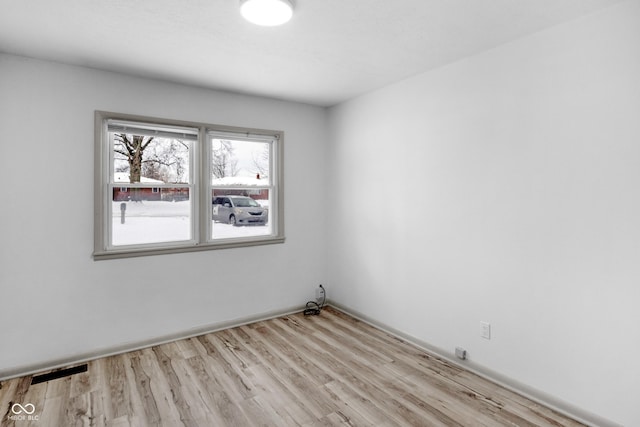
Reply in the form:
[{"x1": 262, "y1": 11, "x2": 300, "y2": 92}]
[{"x1": 240, "y1": 0, "x2": 293, "y2": 26}]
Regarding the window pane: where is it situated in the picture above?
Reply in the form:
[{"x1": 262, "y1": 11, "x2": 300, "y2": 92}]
[
  {"x1": 211, "y1": 139, "x2": 270, "y2": 183},
  {"x1": 112, "y1": 188, "x2": 191, "y2": 246},
  {"x1": 112, "y1": 133, "x2": 190, "y2": 184},
  {"x1": 211, "y1": 189, "x2": 272, "y2": 239}
]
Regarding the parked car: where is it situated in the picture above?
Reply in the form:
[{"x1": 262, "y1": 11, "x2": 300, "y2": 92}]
[{"x1": 212, "y1": 196, "x2": 268, "y2": 226}]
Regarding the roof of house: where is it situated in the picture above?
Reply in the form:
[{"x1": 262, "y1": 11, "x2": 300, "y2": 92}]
[
  {"x1": 211, "y1": 176, "x2": 267, "y2": 187},
  {"x1": 114, "y1": 172, "x2": 164, "y2": 184}
]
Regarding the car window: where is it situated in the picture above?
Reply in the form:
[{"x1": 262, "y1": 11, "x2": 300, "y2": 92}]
[{"x1": 234, "y1": 198, "x2": 260, "y2": 207}]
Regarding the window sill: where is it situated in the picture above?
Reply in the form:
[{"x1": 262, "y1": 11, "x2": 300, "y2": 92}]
[{"x1": 93, "y1": 236, "x2": 285, "y2": 260}]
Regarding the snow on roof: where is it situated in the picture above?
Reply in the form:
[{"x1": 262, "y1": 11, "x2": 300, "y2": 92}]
[
  {"x1": 113, "y1": 173, "x2": 266, "y2": 185},
  {"x1": 114, "y1": 172, "x2": 164, "y2": 184},
  {"x1": 211, "y1": 176, "x2": 266, "y2": 186}
]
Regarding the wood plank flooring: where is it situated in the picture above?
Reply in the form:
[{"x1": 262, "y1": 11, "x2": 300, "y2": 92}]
[{"x1": 0, "y1": 307, "x2": 585, "y2": 426}]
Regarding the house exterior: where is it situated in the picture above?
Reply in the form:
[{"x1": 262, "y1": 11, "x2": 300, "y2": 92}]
[
  {"x1": 112, "y1": 174, "x2": 268, "y2": 202},
  {"x1": 211, "y1": 175, "x2": 269, "y2": 201},
  {"x1": 112, "y1": 173, "x2": 174, "y2": 201}
]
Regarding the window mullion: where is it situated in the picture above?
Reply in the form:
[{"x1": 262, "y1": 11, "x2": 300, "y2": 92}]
[{"x1": 199, "y1": 126, "x2": 209, "y2": 245}]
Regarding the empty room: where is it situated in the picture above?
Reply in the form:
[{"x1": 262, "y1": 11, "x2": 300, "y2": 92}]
[{"x1": 0, "y1": 0, "x2": 638, "y2": 426}]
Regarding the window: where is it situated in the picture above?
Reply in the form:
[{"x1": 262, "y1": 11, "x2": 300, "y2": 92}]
[
  {"x1": 209, "y1": 134, "x2": 274, "y2": 239},
  {"x1": 94, "y1": 111, "x2": 284, "y2": 259}
]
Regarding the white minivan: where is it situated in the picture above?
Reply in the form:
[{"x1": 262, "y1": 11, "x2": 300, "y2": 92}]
[{"x1": 212, "y1": 196, "x2": 268, "y2": 226}]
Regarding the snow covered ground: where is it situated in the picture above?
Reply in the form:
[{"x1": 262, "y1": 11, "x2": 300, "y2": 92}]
[{"x1": 112, "y1": 201, "x2": 271, "y2": 246}]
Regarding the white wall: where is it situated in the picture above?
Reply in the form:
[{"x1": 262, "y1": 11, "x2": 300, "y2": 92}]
[
  {"x1": 327, "y1": 2, "x2": 640, "y2": 426},
  {"x1": 0, "y1": 54, "x2": 327, "y2": 376}
]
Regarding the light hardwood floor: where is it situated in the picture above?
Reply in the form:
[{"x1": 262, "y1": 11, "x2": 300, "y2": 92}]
[{"x1": 0, "y1": 307, "x2": 585, "y2": 427}]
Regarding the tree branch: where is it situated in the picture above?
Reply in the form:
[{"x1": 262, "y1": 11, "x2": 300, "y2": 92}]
[{"x1": 141, "y1": 137, "x2": 155, "y2": 150}]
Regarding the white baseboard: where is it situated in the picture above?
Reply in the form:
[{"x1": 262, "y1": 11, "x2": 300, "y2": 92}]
[
  {"x1": 328, "y1": 300, "x2": 622, "y2": 427},
  {"x1": 0, "y1": 304, "x2": 304, "y2": 382}
]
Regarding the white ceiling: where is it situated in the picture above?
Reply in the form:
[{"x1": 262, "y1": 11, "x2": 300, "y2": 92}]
[{"x1": 0, "y1": 0, "x2": 626, "y2": 106}]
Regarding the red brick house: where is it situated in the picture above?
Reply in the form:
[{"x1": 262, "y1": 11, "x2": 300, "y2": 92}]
[{"x1": 112, "y1": 173, "x2": 165, "y2": 201}]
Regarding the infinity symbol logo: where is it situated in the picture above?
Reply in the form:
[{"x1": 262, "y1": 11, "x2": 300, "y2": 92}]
[{"x1": 11, "y1": 403, "x2": 35, "y2": 415}]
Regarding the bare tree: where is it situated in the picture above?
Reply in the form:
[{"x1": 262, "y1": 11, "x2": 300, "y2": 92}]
[
  {"x1": 114, "y1": 134, "x2": 152, "y2": 183},
  {"x1": 252, "y1": 145, "x2": 270, "y2": 179},
  {"x1": 114, "y1": 134, "x2": 188, "y2": 183},
  {"x1": 142, "y1": 139, "x2": 188, "y2": 183},
  {"x1": 211, "y1": 140, "x2": 238, "y2": 178}
]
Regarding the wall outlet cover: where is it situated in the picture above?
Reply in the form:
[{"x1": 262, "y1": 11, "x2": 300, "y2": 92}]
[{"x1": 480, "y1": 321, "x2": 491, "y2": 340}]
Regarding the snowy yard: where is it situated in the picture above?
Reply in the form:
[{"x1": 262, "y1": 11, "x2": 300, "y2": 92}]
[{"x1": 112, "y1": 201, "x2": 271, "y2": 246}]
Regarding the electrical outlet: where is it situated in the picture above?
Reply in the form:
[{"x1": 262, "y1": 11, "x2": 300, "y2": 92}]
[
  {"x1": 480, "y1": 321, "x2": 491, "y2": 340},
  {"x1": 455, "y1": 347, "x2": 467, "y2": 360},
  {"x1": 316, "y1": 285, "x2": 325, "y2": 303}
]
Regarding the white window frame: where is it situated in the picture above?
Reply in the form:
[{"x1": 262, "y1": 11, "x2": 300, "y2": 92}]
[{"x1": 94, "y1": 111, "x2": 285, "y2": 260}]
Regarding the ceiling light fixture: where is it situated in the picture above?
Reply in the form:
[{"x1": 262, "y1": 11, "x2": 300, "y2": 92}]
[{"x1": 240, "y1": 0, "x2": 293, "y2": 26}]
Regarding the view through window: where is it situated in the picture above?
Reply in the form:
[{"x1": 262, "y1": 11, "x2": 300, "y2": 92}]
[
  {"x1": 94, "y1": 112, "x2": 284, "y2": 259},
  {"x1": 110, "y1": 123, "x2": 195, "y2": 247},
  {"x1": 210, "y1": 137, "x2": 274, "y2": 240}
]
